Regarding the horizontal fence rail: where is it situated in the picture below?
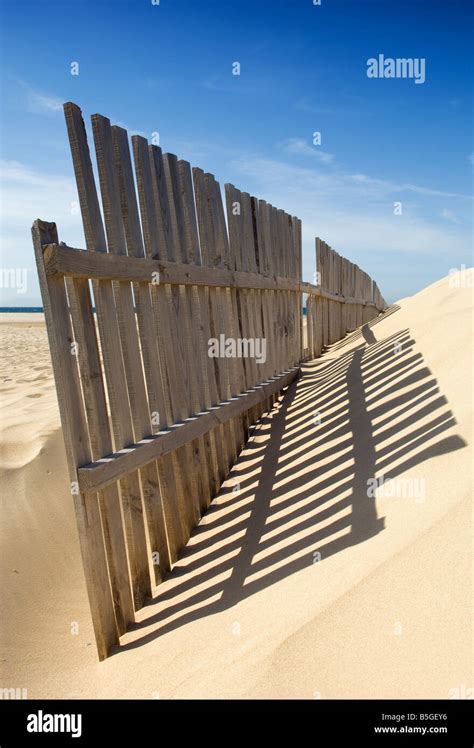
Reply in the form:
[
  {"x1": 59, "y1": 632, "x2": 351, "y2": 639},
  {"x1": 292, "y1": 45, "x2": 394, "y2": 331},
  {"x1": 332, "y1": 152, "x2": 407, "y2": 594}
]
[
  {"x1": 33, "y1": 102, "x2": 387, "y2": 659},
  {"x1": 42, "y1": 242, "x2": 385, "y2": 308}
]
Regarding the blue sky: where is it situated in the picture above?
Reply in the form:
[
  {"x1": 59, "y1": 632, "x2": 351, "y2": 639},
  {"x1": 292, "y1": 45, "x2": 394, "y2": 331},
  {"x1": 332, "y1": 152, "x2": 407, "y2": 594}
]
[{"x1": 0, "y1": 0, "x2": 472, "y2": 304}]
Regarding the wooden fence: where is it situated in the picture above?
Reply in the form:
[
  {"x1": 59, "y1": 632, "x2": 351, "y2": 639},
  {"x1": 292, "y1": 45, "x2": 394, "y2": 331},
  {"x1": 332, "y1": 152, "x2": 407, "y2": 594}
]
[
  {"x1": 33, "y1": 102, "x2": 386, "y2": 659},
  {"x1": 306, "y1": 238, "x2": 386, "y2": 358}
]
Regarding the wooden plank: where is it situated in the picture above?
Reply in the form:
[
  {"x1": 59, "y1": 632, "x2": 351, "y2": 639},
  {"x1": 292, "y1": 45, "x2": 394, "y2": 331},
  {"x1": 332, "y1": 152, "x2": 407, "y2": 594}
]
[
  {"x1": 224, "y1": 181, "x2": 254, "y2": 436},
  {"x1": 290, "y1": 216, "x2": 300, "y2": 363},
  {"x1": 32, "y1": 219, "x2": 119, "y2": 661},
  {"x1": 195, "y1": 171, "x2": 237, "y2": 477},
  {"x1": 133, "y1": 136, "x2": 197, "y2": 548},
  {"x1": 178, "y1": 173, "x2": 221, "y2": 499},
  {"x1": 57, "y1": 109, "x2": 136, "y2": 627},
  {"x1": 231, "y1": 186, "x2": 258, "y2": 387},
  {"x1": 252, "y1": 198, "x2": 272, "y2": 382},
  {"x1": 286, "y1": 212, "x2": 298, "y2": 366},
  {"x1": 64, "y1": 102, "x2": 151, "y2": 609},
  {"x1": 316, "y1": 238, "x2": 328, "y2": 349},
  {"x1": 65, "y1": 277, "x2": 135, "y2": 631},
  {"x1": 92, "y1": 115, "x2": 151, "y2": 439},
  {"x1": 257, "y1": 200, "x2": 277, "y2": 378},
  {"x1": 306, "y1": 293, "x2": 313, "y2": 359},
  {"x1": 176, "y1": 158, "x2": 215, "y2": 511},
  {"x1": 131, "y1": 137, "x2": 187, "y2": 562},
  {"x1": 217, "y1": 181, "x2": 245, "y2": 398},
  {"x1": 77, "y1": 366, "x2": 301, "y2": 493},
  {"x1": 111, "y1": 123, "x2": 173, "y2": 579},
  {"x1": 224, "y1": 183, "x2": 245, "y2": 271},
  {"x1": 132, "y1": 136, "x2": 195, "y2": 544},
  {"x1": 162, "y1": 152, "x2": 208, "y2": 522},
  {"x1": 271, "y1": 205, "x2": 285, "y2": 373},
  {"x1": 62, "y1": 106, "x2": 138, "y2": 626},
  {"x1": 212, "y1": 176, "x2": 247, "y2": 456},
  {"x1": 225, "y1": 184, "x2": 258, "y2": 432},
  {"x1": 297, "y1": 217, "x2": 303, "y2": 361},
  {"x1": 278, "y1": 210, "x2": 290, "y2": 368},
  {"x1": 206, "y1": 173, "x2": 246, "y2": 458},
  {"x1": 249, "y1": 197, "x2": 272, "y2": 416},
  {"x1": 246, "y1": 194, "x2": 268, "y2": 421},
  {"x1": 190, "y1": 167, "x2": 231, "y2": 480}
]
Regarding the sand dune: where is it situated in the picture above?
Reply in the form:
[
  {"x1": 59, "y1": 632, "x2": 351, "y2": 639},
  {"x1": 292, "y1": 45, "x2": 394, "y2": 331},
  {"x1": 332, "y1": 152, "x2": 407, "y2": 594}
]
[{"x1": 0, "y1": 274, "x2": 472, "y2": 699}]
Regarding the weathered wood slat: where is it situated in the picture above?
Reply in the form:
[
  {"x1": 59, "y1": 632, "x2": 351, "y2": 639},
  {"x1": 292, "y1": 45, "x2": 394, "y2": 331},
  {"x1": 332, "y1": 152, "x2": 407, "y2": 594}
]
[
  {"x1": 62, "y1": 105, "x2": 138, "y2": 628},
  {"x1": 172, "y1": 158, "x2": 213, "y2": 513},
  {"x1": 257, "y1": 200, "x2": 277, "y2": 378},
  {"x1": 206, "y1": 173, "x2": 244, "y2": 459},
  {"x1": 161, "y1": 151, "x2": 204, "y2": 534},
  {"x1": 108, "y1": 122, "x2": 172, "y2": 582},
  {"x1": 133, "y1": 135, "x2": 195, "y2": 550},
  {"x1": 65, "y1": 103, "x2": 151, "y2": 609},
  {"x1": 178, "y1": 162, "x2": 220, "y2": 503},
  {"x1": 195, "y1": 170, "x2": 237, "y2": 478},
  {"x1": 246, "y1": 192, "x2": 267, "y2": 422},
  {"x1": 65, "y1": 277, "x2": 134, "y2": 632},
  {"x1": 32, "y1": 219, "x2": 119, "y2": 661},
  {"x1": 225, "y1": 182, "x2": 255, "y2": 432},
  {"x1": 129, "y1": 137, "x2": 184, "y2": 563}
]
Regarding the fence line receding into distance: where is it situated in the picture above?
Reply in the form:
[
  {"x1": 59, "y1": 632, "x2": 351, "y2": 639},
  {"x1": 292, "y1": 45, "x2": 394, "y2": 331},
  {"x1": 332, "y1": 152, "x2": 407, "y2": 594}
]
[{"x1": 32, "y1": 102, "x2": 387, "y2": 659}]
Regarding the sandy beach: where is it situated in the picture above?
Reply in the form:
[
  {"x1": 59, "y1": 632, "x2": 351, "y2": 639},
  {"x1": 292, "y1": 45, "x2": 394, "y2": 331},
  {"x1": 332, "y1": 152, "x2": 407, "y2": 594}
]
[{"x1": 0, "y1": 273, "x2": 472, "y2": 699}]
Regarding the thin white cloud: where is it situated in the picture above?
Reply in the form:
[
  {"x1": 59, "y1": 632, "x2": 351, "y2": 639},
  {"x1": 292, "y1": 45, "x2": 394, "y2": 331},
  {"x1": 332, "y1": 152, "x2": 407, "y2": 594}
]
[
  {"x1": 0, "y1": 160, "x2": 90, "y2": 235},
  {"x1": 26, "y1": 88, "x2": 63, "y2": 115},
  {"x1": 228, "y1": 153, "x2": 472, "y2": 299},
  {"x1": 16, "y1": 79, "x2": 146, "y2": 139},
  {"x1": 0, "y1": 160, "x2": 85, "y2": 304},
  {"x1": 347, "y1": 172, "x2": 470, "y2": 200},
  {"x1": 0, "y1": 160, "x2": 72, "y2": 191},
  {"x1": 280, "y1": 138, "x2": 334, "y2": 164},
  {"x1": 9, "y1": 77, "x2": 64, "y2": 115},
  {"x1": 31, "y1": 92, "x2": 63, "y2": 113},
  {"x1": 231, "y1": 156, "x2": 472, "y2": 204}
]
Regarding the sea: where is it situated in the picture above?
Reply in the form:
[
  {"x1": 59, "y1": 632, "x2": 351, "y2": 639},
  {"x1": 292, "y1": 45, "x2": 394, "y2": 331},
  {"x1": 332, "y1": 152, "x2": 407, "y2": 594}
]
[
  {"x1": 0, "y1": 306, "x2": 308, "y2": 315},
  {"x1": 0, "y1": 307, "x2": 43, "y2": 313}
]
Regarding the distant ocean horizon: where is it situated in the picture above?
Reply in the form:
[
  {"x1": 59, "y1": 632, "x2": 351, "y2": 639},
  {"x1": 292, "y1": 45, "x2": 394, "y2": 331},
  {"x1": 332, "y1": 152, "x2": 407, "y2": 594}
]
[
  {"x1": 1, "y1": 306, "x2": 309, "y2": 315},
  {"x1": 0, "y1": 307, "x2": 44, "y2": 313}
]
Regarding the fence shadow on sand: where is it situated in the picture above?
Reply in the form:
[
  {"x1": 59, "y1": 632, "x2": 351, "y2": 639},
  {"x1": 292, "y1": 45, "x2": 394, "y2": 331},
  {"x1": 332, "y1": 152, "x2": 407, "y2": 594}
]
[{"x1": 119, "y1": 306, "x2": 467, "y2": 652}]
